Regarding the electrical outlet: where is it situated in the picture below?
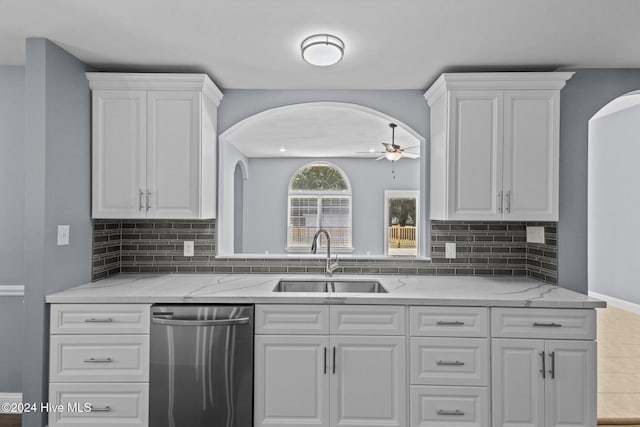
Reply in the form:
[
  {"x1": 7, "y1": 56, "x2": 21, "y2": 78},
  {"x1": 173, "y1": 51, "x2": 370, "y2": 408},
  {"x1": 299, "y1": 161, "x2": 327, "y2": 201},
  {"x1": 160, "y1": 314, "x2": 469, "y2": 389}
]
[
  {"x1": 445, "y1": 242, "x2": 456, "y2": 259},
  {"x1": 526, "y1": 226, "x2": 545, "y2": 244},
  {"x1": 57, "y1": 225, "x2": 70, "y2": 246},
  {"x1": 183, "y1": 241, "x2": 194, "y2": 257}
]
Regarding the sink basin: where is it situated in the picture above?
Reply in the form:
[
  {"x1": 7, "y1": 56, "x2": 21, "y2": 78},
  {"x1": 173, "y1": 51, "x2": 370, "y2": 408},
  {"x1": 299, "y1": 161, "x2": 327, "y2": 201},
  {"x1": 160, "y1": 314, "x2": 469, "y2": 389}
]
[
  {"x1": 273, "y1": 280, "x2": 387, "y2": 293},
  {"x1": 273, "y1": 280, "x2": 329, "y2": 292},
  {"x1": 331, "y1": 281, "x2": 387, "y2": 293}
]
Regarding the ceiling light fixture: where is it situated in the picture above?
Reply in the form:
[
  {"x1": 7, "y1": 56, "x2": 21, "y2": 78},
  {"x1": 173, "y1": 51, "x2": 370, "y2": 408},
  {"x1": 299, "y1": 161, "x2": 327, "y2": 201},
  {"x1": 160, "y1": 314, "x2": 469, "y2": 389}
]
[
  {"x1": 301, "y1": 34, "x2": 344, "y2": 67},
  {"x1": 384, "y1": 151, "x2": 403, "y2": 161}
]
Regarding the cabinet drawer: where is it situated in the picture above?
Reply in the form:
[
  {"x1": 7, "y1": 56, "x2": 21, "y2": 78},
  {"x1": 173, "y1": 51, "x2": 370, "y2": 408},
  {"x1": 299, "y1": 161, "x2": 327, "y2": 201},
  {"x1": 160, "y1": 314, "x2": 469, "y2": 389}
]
[
  {"x1": 51, "y1": 304, "x2": 151, "y2": 335},
  {"x1": 48, "y1": 383, "x2": 148, "y2": 427},
  {"x1": 330, "y1": 305, "x2": 405, "y2": 335},
  {"x1": 50, "y1": 335, "x2": 149, "y2": 383},
  {"x1": 255, "y1": 305, "x2": 329, "y2": 335},
  {"x1": 410, "y1": 386, "x2": 488, "y2": 427},
  {"x1": 410, "y1": 307, "x2": 488, "y2": 337},
  {"x1": 491, "y1": 308, "x2": 596, "y2": 339},
  {"x1": 410, "y1": 338, "x2": 488, "y2": 386}
]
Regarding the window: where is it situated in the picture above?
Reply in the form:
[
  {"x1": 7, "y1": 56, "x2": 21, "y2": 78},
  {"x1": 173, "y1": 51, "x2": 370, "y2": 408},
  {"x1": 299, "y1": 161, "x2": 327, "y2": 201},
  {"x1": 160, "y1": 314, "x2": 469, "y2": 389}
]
[
  {"x1": 384, "y1": 190, "x2": 419, "y2": 256},
  {"x1": 287, "y1": 163, "x2": 352, "y2": 251}
]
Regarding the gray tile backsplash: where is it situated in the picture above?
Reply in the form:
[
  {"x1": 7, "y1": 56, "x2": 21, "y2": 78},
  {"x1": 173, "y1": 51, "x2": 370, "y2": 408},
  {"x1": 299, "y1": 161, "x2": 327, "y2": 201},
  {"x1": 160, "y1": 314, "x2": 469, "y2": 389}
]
[{"x1": 92, "y1": 219, "x2": 557, "y2": 284}]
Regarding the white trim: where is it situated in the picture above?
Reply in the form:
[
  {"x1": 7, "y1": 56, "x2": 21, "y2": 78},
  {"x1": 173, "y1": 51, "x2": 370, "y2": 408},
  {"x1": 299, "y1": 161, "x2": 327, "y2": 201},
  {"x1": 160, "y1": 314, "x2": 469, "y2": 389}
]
[
  {"x1": 0, "y1": 285, "x2": 24, "y2": 297},
  {"x1": 588, "y1": 291, "x2": 640, "y2": 314},
  {"x1": 424, "y1": 72, "x2": 575, "y2": 106},
  {"x1": 85, "y1": 72, "x2": 223, "y2": 105},
  {"x1": 0, "y1": 392, "x2": 22, "y2": 413},
  {"x1": 383, "y1": 190, "x2": 419, "y2": 257}
]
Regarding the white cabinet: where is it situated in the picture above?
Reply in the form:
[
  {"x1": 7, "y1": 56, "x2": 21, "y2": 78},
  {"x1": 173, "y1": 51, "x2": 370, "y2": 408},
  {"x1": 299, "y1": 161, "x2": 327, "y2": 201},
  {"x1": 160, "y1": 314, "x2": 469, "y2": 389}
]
[
  {"x1": 49, "y1": 304, "x2": 151, "y2": 427},
  {"x1": 409, "y1": 306, "x2": 490, "y2": 427},
  {"x1": 254, "y1": 305, "x2": 406, "y2": 427},
  {"x1": 254, "y1": 335, "x2": 330, "y2": 427},
  {"x1": 331, "y1": 336, "x2": 406, "y2": 427},
  {"x1": 87, "y1": 73, "x2": 223, "y2": 219},
  {"x1": 424, "y1": 73, "x2": 573, "y2": 221},
  {"x1": 491, "y1": 308, "x2": 597, "y2": 427}
]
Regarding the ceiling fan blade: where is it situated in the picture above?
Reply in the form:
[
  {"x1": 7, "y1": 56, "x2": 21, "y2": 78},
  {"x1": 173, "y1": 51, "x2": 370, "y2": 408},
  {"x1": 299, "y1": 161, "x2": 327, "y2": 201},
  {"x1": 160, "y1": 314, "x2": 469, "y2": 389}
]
[
  {"x1": 402, "y1": 145, "x2": 420, "y2": 150},
  {"x1": 375, "y1": 155, "x2": 386, "y2": 160},
  {"x1": 382, "y1": 142, "x2": 393, "y2": 150},
  {"x1": 402, "y1": 152, "x2": 420, "y2": 159}
]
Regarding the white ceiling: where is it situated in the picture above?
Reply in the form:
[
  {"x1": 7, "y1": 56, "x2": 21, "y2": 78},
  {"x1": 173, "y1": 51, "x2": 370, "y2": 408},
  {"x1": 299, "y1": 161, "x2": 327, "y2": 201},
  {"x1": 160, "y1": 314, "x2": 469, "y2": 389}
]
[
  {"x1": 223, "y1": 103, "x2": 421, "y2": 158},
  {"x1": 2, "y1": 0, "x2": 639, "y2": 90}
]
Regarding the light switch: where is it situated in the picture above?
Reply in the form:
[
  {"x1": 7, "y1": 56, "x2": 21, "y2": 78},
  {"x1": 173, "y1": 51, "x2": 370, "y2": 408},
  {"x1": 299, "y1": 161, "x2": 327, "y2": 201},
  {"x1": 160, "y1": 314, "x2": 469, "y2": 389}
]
[
  {"x1": 445, "y1": 242, "x2": 456, "y2": 259},
  {"x1": 526, "y1": 226, "x2": 545, "y2": 244},
  {"x1": 57, "y1": 225, "x2": 70, "y2": 246},
  {"x1": 183, "y1": 241, "x2": 194, "y2": 257}
]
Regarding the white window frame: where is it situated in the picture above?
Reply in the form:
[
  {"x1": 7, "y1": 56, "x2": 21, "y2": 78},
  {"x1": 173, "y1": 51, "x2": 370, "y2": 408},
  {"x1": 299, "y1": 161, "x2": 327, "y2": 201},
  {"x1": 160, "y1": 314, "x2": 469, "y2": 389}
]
[
  {"x1": 384, "y1": 190, "x2": 419, "y2": 257},
  {"x1": 286, "y1": 162, "x2": 353, "y2": 253}
]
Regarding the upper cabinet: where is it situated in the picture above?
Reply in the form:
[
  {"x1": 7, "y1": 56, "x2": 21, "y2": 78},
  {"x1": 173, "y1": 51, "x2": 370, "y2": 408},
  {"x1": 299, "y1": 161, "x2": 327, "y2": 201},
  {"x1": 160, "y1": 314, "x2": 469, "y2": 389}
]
[
  {"x1": 424, "y1": 73, "x2": 573, "y2": 221},
  {"x1": 87, "y1": 73, "x2": 223, "y2": 219}
]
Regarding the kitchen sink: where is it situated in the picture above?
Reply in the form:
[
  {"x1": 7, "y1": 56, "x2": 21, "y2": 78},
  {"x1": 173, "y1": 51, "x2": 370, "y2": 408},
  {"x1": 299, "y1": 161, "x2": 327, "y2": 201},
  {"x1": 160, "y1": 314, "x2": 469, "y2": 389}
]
[{"x1": 273, "y1": 280, "x2": 387, "y2": 293}]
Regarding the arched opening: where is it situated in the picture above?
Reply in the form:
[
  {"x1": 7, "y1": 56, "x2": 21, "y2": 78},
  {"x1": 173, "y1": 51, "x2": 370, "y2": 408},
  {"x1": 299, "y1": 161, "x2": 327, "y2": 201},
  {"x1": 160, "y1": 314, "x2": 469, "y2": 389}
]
[
  {"x1": 588, "y1": 90, "x2": 640, "y2": 307},
  {"x1": 217, "y1": 101, "x2": 425, "y2": 257}
]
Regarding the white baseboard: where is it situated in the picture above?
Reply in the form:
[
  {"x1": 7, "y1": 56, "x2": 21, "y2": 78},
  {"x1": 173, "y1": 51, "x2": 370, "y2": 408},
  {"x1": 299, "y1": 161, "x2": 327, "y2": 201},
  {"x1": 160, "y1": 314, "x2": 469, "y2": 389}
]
[
  {"x1": 0, "y1": 392, "x2": 22, "y2": 413},
  {"x1": 0, "y1": 285, "x2": 24, "y2": 297},
  {"x1": 589, "y1": 290, "x2": 640, "y2": 314}
]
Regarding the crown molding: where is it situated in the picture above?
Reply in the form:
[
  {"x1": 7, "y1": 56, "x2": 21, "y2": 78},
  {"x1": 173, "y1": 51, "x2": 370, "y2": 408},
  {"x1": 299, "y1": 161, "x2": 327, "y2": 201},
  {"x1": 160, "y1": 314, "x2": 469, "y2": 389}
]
[
  {"x1": 86, "y1": 72, "x2": 223, "y2": 106},
  {"x1": 424, "y1": 72, "x2": 575, "y2": 106}
]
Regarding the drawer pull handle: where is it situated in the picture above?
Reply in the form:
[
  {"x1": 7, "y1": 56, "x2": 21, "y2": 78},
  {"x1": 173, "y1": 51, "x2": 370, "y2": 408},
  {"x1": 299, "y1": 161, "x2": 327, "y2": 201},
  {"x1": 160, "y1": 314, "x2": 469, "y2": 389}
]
[
  {"x1": 89, "y1": 405, "x2": 111, "y2": 412},
  {"x1": 437, "y1": 409, "x2": 465, "y2": 416},
  {"x1": 533, "y1": 322, "x2": 562, "y2": 327},
  {"x1": 84, "y1": 357, "x2": 113, "y2": 363},
  {"x1": 84, "y1": 318, "x2": 113, "y2": 323},
  {"x1": 437, "y1": 360, "x2": 465, "y2": 366},
  {"x1": 437, "y1": 321, "x2": 465, "y2": 326}
]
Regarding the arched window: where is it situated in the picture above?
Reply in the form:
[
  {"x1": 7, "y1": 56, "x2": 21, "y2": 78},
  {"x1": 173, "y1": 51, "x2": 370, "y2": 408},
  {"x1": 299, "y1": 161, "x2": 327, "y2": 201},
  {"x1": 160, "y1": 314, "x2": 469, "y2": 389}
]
[{"x1": 287, "y1": 162, "x2": 352, "y2": 251}]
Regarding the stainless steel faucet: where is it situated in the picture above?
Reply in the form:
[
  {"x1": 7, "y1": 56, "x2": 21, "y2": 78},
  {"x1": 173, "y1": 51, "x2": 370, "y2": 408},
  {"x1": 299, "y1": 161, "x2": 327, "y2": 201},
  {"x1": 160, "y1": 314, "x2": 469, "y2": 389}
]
[{"x1": 311, "y1": 229, "x2": 339, "y2": 276}]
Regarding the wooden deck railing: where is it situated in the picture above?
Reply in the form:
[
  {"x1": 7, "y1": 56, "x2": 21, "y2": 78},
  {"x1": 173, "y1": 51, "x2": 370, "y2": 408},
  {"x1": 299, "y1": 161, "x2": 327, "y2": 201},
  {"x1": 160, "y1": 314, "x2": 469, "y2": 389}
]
[{"x1": 388, "y1": 225, "x2": 417, "y2": 248}]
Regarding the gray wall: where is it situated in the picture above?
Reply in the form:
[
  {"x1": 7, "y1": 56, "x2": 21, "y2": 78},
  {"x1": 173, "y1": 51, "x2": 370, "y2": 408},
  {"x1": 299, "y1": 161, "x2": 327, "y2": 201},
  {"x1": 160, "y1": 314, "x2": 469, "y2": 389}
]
[
  {"x1": 0, "y1": 66, "x2": 25, "y2": 392},
  {"x1": 0, "y1": 66, "x2": 25, "y2": 286},
  {"x1": 243, "y1": 157, "x2": 419, "y2": 255},
  {"x1": 559, "y1": 69, "x2": 640, "y2": 294},
  {"x1": 23, "y1": 38, "x2": 92, "y2": 427},
  {"x1": 588, "y1": 104, "x2": 640, "y2": 303}
]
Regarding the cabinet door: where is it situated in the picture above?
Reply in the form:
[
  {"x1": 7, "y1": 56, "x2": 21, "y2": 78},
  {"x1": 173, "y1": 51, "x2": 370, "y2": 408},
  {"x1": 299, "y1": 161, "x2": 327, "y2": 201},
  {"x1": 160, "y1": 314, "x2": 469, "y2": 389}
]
[
  {"x1": 147, "y1": 91, "x2": 202, "y2": 219},
  {"x1": 254, "y1": 335, "x2": 330, "y2": 427},
  {"x1": 503, "y1": 90, "x2": 559, "y2": 220},
  {"x1": 331, "y1": 336, "x2": 406, "y2": 427},
  {"x1": 448, "y1": 90, "x2": 504, "y2": 219},
  {"x1": 544, "y1": 340, "x2": 596, "y2": 427},
  {"x1": 492, "y1": 338, "x2": 545, "y2": 427},
  {"x1": 92, "y1": 90, "x2": 147, "y2": 219}
]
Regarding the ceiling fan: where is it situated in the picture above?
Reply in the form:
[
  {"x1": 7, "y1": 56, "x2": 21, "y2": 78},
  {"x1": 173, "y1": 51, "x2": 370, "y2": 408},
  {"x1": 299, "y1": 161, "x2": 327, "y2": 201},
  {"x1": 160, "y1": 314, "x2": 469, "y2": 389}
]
[{"x1": 359, "y1": 123, "x2": 420, "y2": 161}]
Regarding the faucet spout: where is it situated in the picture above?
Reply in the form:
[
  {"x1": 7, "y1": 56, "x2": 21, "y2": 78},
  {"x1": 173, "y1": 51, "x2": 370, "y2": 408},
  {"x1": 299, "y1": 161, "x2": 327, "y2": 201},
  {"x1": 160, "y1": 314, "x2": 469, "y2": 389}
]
[{"x1": 311, "y1": 229, "x2": 339, "y2": 276}]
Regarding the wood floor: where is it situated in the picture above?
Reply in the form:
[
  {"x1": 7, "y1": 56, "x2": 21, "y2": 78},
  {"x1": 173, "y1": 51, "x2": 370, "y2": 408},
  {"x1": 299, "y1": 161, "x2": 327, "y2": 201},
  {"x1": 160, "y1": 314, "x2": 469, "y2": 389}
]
[{"x1": 598, "y1": 305, "x2": 640, "y2": 424}]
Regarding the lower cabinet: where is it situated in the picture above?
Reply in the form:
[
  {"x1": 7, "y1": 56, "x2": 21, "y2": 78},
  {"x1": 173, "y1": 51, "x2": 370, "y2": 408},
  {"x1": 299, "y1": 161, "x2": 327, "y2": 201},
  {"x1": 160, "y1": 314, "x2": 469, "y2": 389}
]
[
  {"x1": 254, "y1": 334, "x2": 406, "y2": 427},
  {"x1": 492, "y1": 339, "x2": 596, "y2": 427},
  {"x1": 254, "y1": 304, "x2": 406, "y2": 427},
  {"x1": 48, "y1": 304, "x2": 151, "y2": 427}
]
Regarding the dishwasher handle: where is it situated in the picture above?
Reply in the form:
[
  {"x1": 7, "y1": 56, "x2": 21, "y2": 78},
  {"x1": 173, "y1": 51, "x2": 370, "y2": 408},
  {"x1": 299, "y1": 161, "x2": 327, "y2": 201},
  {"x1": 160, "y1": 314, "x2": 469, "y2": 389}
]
[{"x1": 151, "y1": 316, "x2": 250, "y2": 326}]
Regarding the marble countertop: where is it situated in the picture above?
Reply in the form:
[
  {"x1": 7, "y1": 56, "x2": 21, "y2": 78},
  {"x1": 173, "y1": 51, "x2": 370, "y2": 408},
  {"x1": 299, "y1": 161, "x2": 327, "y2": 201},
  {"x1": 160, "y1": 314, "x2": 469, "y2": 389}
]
[{"x1": 46, "y1": 274, "x2": 605, "y2": 308}]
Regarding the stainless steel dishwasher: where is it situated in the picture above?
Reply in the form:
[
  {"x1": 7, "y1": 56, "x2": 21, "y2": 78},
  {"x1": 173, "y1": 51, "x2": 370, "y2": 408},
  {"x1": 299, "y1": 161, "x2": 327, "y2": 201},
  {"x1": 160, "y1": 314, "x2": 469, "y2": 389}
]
[{"x1": 150, "y1": 305, "x2": 254, "y2": 427}]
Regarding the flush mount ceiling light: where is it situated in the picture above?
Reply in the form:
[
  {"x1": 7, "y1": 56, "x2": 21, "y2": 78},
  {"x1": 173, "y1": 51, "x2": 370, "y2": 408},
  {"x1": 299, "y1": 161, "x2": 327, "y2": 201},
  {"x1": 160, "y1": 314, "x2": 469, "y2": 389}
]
[{"x1": 301, "y1": 34, "x2": 344, "y2": 66}]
